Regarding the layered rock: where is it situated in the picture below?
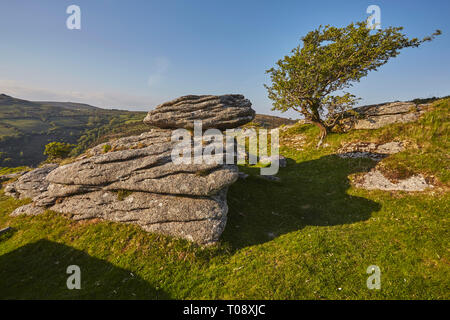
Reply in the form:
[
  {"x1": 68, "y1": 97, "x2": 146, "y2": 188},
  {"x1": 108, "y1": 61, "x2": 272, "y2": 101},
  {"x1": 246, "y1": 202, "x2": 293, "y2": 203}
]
[
  {"x1": 337, "y1": 141, "x2": 404, "y2": 161},
  {"x1": 4, "y1": 164, "x2": 58, "y2": 199},
  {"x1": 40, "y1": 132, "x2": 237, "y2": 200},
  {"x1": 144, "y1": 94, "x2": 255, "y2": 130},
  {"x1": 8, "y1": 95, "x2": 255, "y2": 245},
  {"x1": 350, "y1": 102, "x2": 429, "y2": 130},
  {"x1": 338, "y1": 140, "x2": 434, "y2": 192},
  {"x1": 354, "y1": 170, "x2": 432, "y2": 191}
]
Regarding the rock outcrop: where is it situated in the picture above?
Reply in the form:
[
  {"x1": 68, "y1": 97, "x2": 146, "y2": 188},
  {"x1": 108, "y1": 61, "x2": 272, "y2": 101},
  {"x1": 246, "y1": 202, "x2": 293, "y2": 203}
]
[
  {"x1": 7, "y1": 95, "x2": 255, "y2": 245},
  {"x1": 0, "y1": 169, "x2": 28, "y2": 183},
  {"x1": 337, "y1": 141, "x2": 404, "y2": 161},
  {"x1": 338, "y1": 140, "x2": 434, "y2": 192},
  {"x1": 144, "y1": 94, "x2": 255, "y2": 130},
  {"x1": 49, "y1": 189, "x2": 229, "y2": 244},
  {"x1": 349, "y1": 101, "x2": 429, "y2": 130},
  {"x1": 354, "y1": 170, "x2": 432, "y2": 192},
  {"x1": 4, "y1": 164, "x2": 58, "y2": 199}
]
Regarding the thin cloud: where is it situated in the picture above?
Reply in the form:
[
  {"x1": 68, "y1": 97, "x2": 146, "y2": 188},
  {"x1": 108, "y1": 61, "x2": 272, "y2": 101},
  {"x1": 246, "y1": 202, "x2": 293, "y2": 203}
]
[{"x1": 148, "y1": 56, "x2": 170, "y2": 87}]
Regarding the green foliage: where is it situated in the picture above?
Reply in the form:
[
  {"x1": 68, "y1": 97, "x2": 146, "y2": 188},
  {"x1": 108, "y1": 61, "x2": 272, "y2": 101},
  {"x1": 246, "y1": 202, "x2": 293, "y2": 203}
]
[
  {"x1": 0, "y1": 166, "x2": 29, "y2": 176},
  {"x1": 116, "y1": 190, "x2": 133, "y2": 201},
  {"x1": 265, "y1": 21, "x2": 441, "y2": 137},
  {"x1": 43, "y1": 142, "x2": 76, "y2": 160},
  {"x1": 69, "y1": 115, "x2": 148, "y2": 157},
  {"x1": 102, "y1": 144, "x2": 112, "y2": 153}
]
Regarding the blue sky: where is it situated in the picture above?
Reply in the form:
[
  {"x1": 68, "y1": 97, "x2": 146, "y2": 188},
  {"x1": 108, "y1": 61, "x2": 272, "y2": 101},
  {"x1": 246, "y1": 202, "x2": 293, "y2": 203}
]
[{"x1": 0, "y1": 0, "x2": 449, "y2": 118}]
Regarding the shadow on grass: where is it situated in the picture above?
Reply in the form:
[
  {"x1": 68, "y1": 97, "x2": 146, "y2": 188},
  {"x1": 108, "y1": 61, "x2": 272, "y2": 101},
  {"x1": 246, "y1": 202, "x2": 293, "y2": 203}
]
[
  {"x1": 223, "y1": 154, "x2": 380, "y2": 249},
  {"x1": 0, "y1": 239, "x2": 170, "y2": 299},
  {"x1": 0, "y1": 227, "x2": 15, "y2": 242}
]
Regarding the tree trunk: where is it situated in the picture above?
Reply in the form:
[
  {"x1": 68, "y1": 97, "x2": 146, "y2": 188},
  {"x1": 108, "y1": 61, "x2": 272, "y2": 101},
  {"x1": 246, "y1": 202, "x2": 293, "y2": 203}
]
[{"x1": 313, "y1": 121, "x2": 330, "y2": 148}]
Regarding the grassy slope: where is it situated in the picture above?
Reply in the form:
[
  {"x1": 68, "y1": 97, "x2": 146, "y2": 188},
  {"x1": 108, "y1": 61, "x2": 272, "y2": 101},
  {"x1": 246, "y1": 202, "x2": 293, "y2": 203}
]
[
  {"x1": 0, "y1": 95, "x2": 146, "y2": 167},
  {"x1": 0, "y1": 99, "x2": 448, "y2": 299},
  {"x1": 0, "y1": 95, "x2": 295, "y2": 167}
]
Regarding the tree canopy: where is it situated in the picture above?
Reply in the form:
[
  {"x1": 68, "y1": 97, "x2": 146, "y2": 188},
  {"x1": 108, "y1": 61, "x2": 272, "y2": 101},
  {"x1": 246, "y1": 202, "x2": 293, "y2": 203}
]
[
  {"x1": 44, "y1": 142, "x2": 75, "y2": 160},
  {"x1": 265, "y1": 21, "x2": 441, "y2": 145}
]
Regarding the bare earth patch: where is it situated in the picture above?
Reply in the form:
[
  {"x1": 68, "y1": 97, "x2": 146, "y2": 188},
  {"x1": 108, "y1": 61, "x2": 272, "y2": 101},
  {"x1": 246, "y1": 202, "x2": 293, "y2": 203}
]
[{"x1": 353, "y1": 169, "x2": 433, "y2": 192}]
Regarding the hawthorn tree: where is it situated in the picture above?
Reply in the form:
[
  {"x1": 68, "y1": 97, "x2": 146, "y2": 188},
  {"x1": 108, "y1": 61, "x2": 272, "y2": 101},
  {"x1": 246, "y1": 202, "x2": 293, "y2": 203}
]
[
  {"x1": 44, "y1": 142, "x2": 75, "y2": 160},
  {"x1": 265, "y1": 21, "x2": 441, "y2": 146}
]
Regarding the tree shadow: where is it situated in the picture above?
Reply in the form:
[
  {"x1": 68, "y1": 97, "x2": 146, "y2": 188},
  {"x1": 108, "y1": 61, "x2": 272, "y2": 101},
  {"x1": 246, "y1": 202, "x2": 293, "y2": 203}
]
[
  {"x1": 223, "y1": 154, "x2": 380, "y2": 249},
  {"x1": 0, "y1": 239, "x2": 170, "y2": 299}
]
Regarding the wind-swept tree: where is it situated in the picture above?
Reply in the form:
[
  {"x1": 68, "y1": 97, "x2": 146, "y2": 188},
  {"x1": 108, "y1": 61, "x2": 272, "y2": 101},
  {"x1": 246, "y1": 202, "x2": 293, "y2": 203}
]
[{"x1": 265, "y1": 21, "x2": 441, "y2": 146}]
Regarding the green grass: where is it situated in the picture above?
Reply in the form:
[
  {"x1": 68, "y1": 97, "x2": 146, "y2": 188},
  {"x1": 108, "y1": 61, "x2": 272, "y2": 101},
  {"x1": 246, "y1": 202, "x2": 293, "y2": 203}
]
[
  {"x1": 282, "y1": 98, "x2": 450, "y2": 185},
  {"x1": 0, "y1": 99, "x2": 448, "y2": 299},
  {"x1": 0, "y1": 124, "x2": 19, "y2": 138},
  {"x1": 0, "y1": 166, "x2": 29, "y2": 176},
  {"x1": 2, "y1": 119, "x2": 51, "y2": 133}
]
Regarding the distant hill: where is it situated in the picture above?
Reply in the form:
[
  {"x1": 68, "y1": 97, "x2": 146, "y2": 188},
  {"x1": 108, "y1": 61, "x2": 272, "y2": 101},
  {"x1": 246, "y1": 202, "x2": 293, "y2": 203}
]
[
  {"x1": 0, "y1": 94, "x2": 146, "y2": 167},
  {"x1": 0, "y1": 94, "x2": 298, "y2": 167},
  {"x1": 251, "y1": 114, "x2": 297, "y2": 128},
  {"x1": 32, "y1": 100, "x2": 101, "y2": 110}
]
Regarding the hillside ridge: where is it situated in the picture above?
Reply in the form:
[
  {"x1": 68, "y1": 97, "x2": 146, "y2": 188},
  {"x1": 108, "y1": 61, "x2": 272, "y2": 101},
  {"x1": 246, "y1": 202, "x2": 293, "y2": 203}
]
[{"x1": 0, "y1": 94, "x2": 296, "y2": 167}]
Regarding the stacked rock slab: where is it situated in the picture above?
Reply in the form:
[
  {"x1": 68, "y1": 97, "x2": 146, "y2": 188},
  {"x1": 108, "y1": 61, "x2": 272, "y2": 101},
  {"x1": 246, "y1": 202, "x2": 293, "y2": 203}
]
[
  {"x1": 7, "y1": 95, "x2": 255, "y2": 245},
  {"x1": 144, "y1": 94, "x2": 255, "y2": 130}
]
